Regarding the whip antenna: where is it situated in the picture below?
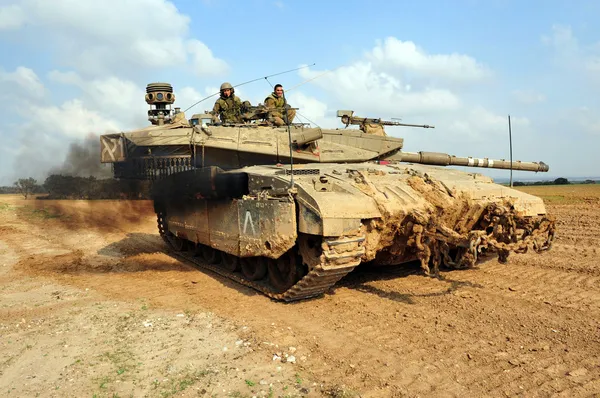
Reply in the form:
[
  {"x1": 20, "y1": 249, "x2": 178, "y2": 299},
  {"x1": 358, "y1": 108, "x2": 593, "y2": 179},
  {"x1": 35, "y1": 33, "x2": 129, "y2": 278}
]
[
  {"x1": 285, "y1": 64, "x2": 343, "y2": 92},
  {"x1": 183, "y1": 63, "x2": 315, "y2": 113},
  {"x1": 508, "y1": 114, "x2": 513, "y2": 187},
  {"x1": 281, "y1": 87, "x2": 294, "y2": 188}
]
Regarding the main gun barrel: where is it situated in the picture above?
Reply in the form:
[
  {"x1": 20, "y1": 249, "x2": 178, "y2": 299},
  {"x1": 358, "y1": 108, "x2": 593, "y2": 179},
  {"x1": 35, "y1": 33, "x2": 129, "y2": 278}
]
[{"x1": 388, "y1": 151, "x2": 549, "y2": 172}]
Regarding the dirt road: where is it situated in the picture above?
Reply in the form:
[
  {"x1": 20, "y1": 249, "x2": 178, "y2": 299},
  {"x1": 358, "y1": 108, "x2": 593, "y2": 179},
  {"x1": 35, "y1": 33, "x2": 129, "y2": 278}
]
[{"x1": 1, "y1": 186, "x2": 599, "y2": 397}]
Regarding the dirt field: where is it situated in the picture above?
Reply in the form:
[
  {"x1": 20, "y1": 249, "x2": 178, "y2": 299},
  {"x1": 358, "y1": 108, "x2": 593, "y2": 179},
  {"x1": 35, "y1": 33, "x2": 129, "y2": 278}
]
[{"x1": 1, "y1": 185, "x2": 599, "y2": 397}]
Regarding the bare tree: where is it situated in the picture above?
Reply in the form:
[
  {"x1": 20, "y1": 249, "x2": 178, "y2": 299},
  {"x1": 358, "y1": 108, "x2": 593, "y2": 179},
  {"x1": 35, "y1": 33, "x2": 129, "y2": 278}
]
[{"x1": 14, "y1": 177, "x2": 37, "y2": 199}]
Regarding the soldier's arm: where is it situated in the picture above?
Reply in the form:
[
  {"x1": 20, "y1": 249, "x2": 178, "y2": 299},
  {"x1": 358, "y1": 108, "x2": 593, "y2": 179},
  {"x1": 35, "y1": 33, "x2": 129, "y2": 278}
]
[
  {"x1": 264, "y1": 97, "x2": 275, "y2": 108},
  {"x1": 211, "y1": 101, "x2": 221, "y2": 122}
]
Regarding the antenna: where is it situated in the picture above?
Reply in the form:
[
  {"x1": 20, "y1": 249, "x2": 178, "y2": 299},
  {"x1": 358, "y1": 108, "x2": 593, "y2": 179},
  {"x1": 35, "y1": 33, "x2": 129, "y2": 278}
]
[
  {"x1": 282, "y1": 88, "x2": 294, "y2": 189},
  {"x1": 285, "y1": 65, "x2": 342, "y2": 92},
  {"x1": 182, "y1": 64, "x2": 315, "y2": 113},
  {"x1": 508, "y1": 114, "x2": 513, "y2": 187}
]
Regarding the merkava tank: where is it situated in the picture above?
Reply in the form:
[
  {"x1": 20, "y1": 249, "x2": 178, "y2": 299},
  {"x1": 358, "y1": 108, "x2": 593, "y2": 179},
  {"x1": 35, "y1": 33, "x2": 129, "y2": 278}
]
[{"x1": 99, "y1": 82, "x2": 555, "y2": 301}]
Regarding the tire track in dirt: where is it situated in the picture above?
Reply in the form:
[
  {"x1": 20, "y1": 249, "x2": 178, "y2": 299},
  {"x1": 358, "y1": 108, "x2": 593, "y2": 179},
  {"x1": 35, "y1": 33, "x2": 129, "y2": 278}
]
[
  {"x1": 466, "y1": 349, "x2": 600, "y2": 396},
  {"x1": 456, "y1": 259, "x2": 600, "y2": 313},
  {"x1": 324, "y1": 258, "x2": 600, "y2": 395},
  {"x1": 551, "y1": 243, "x2": 600, "y2": 258}
]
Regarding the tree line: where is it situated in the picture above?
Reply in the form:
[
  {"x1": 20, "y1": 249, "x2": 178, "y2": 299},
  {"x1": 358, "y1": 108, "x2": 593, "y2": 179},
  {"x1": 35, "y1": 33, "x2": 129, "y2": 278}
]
[
  {"x1": 512, "y1": 178, "x2": 596, "y2": 186},
  {"x1": 1, "y1": 175, "x2": 151, "y2": 199}
]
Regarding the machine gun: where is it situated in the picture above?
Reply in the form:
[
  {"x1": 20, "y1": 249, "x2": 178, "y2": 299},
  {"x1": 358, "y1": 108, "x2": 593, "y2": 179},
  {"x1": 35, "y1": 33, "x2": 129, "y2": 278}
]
[
  {"x1": 195, "y1": 104, "x2": 301, "y2": 126},
  {"x1": 241, "y1": 104, "x2": 300, "y2": 123},
  {"x1": 337, "y1": 110, "x2": 435, "y2": 129}
]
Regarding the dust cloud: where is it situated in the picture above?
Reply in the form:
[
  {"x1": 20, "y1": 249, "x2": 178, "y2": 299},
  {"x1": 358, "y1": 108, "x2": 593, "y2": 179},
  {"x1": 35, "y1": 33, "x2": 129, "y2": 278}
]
[{"x1": 25, "y1": 199, "x2": 156, "y2": 233}]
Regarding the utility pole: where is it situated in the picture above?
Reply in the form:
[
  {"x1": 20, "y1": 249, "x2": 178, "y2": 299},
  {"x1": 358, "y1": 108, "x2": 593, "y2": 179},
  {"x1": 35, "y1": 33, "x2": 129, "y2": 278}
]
[{"x1": 508, "y1": 115, "x2": 513, "y2": 187}]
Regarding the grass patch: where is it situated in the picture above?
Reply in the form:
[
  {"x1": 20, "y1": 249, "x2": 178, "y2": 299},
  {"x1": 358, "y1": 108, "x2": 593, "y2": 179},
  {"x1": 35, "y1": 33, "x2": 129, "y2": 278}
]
[
  {"x1": 322, "y1": 385, "x2": 361, "y2": 398},
  {"x1": 514, "y1": 184, "x2": 600, "y2": 205},
  {"x1": 228, "y1": 392, "x2": 250, "y2": 398},
  {"x1": 533, "y1": 195, "x2": 570, "y2": 204},
  {"x1": 155, "y1": 368, "x2": 215, "y2": 397},
  {"x1": 0, "y1": 202, "x2": 14, "y2": 211},
  {"x1": 31, "y1": 208, "x2": 62, "y2": 219},
  {"x1": 91, "y1": 347, "x2": 139, "y2": 395},
  {"x1": 16, "y1": 205, "x2": 65, "y2": 220}
]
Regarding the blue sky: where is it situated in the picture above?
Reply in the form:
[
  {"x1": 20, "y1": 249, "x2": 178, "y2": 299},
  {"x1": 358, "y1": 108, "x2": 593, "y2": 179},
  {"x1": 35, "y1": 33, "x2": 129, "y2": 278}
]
[{"x1": 0, "y1": 0, "x2": 598, "y2": 185}]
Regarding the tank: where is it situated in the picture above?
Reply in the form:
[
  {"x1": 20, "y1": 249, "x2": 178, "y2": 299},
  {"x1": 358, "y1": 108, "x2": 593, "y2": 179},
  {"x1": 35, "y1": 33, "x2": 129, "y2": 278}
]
[{"x1": 99, "y1": 82, "x2": 556, "y2": 301}]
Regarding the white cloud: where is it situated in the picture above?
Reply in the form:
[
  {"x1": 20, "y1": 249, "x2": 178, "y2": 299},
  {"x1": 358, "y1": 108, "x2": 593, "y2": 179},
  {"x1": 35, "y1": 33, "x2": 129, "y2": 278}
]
[
  {"x1": 187, "y1": 40, "x2": 230, "y2": 76},
  {"x1": 542, "y1": 25, "x2": 578, "y2": 53},
  {"x1": 452, "y1": 106, "x2": 529, "y2": 139},
  {"x1": 47, "y1": 70, "x2": 148, "y2": 127},
  {"x1": 176, "y1": 86, "x2": 208, "y2": 114},
  {"x1": 586, "y1": 57, "x2": 600, "y2": 73},
  {"x1": 571, "y1": 106, "x2": 600, "y2": 135},
  {"x1": 299, "y1": 62, "x2": 462, "y2": 116},
  {"x1": 6, "y1": 0, "x2": 227, "y2": 77},
  {"x1": 48, "y1": 70, "x2": 82, "y2": 86},
  {"x1": 26, "y1": 99, "x2": 120, "y2": 139},
  {"x1": 367, "y1": 37, "x2": 492, "y2": 83},
  {"x1": 543, "y1": 25, "x2": 600, "y2": 82},
  {"x1": 287, "y1": 92, "x2": 335, "y2": 127},
  {"x1": 512, "y1": 89, "x2": 546, "y2": 105},
  {"x1": 0, "y1": 67, "x2": 46, "y2": 98},
  {"x1": 0, "y1": 4, "x2": 25, "y2": 30}
]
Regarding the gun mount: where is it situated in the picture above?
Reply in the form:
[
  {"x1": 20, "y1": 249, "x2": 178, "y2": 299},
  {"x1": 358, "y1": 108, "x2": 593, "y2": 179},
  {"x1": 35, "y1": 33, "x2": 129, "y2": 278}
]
[
  {"x1": 337, "y1": 110, "x2": 435, "y2": 129},
  {"x1": 99, "y1": 81, "x2": 556, "y2": 302}
]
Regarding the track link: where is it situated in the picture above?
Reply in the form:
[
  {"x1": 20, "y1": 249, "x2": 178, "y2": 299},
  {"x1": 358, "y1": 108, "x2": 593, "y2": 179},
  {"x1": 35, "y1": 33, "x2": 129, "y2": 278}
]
[{"x1": 157, "y1": 212, "x2": 363, "y2": 301}]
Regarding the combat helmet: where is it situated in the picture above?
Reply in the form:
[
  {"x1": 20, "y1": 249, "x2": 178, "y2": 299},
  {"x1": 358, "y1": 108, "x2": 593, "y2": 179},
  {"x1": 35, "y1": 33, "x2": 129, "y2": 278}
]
[{"x1": 220, "y1": 82, "x2": 234, "y2": 96}]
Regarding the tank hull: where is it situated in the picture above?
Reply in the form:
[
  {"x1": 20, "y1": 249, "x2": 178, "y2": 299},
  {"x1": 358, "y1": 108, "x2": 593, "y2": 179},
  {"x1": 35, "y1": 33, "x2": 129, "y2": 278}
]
[{"x1": 153, "y1": 162, "x2": 555, "y2": 301}]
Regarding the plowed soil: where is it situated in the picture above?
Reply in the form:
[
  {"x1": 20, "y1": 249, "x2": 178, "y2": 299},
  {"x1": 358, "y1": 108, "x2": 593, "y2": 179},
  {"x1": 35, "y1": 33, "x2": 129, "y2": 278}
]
[{"x1": 1, "y1": 185, "x2": 599, "y2": 397}]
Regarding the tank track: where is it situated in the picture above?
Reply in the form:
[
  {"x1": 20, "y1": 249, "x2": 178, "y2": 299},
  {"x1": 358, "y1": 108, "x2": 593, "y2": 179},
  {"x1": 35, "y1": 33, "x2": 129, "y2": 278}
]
[{"x1": 156, "y1": 212, "x2": 364, "y2": 301}]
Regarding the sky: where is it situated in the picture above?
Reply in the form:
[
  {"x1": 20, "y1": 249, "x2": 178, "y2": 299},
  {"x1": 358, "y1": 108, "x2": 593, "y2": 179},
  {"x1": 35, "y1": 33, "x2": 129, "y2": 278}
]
[{"x1": 0, "y1": 0, "x2": 599, "y2": 185}]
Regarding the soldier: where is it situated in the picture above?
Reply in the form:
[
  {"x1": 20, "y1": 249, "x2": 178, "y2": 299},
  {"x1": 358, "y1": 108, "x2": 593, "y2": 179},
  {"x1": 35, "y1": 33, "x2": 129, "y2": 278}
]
[
  {"x1": 212, "y1": 82, "x2": 248, "y2": 124},
  {"x1": 264, "y1": 84, "x2": 296, "y2": 126}
]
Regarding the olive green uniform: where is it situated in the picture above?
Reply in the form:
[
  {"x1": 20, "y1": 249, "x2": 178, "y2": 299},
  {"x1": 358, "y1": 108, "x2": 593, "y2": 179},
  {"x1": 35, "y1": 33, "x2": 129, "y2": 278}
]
[
  {"x1": 264, "y1": 92, "x2": 296, "y2": 126},
  {"x1": 212, "y1": 95, "x2": 244, "y2": 123}
]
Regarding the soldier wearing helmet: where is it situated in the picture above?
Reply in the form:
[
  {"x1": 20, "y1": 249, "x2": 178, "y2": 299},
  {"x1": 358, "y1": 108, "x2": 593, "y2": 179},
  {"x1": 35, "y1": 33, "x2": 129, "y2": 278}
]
[
  {"x1": 212, "y1": 82, "x2": 249, "y2": 124},
  {"x1": 264, "y1": 84, "x2": 296, "y2": 126}
]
